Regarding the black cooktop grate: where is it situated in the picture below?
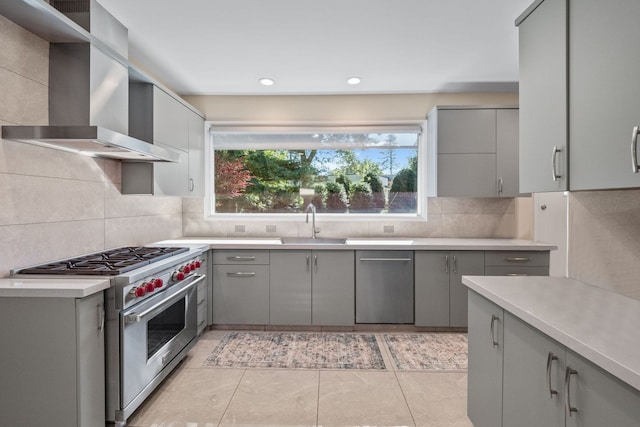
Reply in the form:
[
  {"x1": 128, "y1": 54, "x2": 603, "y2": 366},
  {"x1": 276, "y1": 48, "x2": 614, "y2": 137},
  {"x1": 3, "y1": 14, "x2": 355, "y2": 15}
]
[{"x1": 17, "y1": 247, "x2": 189, "y2": 276}]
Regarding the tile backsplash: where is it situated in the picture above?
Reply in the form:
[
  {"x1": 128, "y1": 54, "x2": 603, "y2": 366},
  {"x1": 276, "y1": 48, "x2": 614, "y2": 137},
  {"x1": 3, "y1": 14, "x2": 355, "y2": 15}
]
[
  {"x1": 0, "y1": 16, "x2": 182, "y2": 277},
  {"x1": 182, "y1": 196, "x2": 527, "y2": 239}
]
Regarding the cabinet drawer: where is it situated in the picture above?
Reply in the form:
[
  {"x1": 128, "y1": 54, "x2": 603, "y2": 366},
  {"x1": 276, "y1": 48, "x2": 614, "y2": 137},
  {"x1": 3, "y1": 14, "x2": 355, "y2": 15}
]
[
  {"x1": 212, "y1": 250, "x2": 269, "y2": 265},
  {"x1": 485, "y1": 251, "x2": 549, "y2": 267},
  {"x1": 485, "y1": 266, "x2": 549, "y2": 276}
]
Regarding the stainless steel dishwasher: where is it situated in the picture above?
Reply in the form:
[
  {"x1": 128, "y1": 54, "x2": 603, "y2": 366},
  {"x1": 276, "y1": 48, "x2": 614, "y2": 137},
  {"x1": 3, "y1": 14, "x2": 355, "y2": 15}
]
[{"x1": 355, "y1": 250, "x2": 414, "y2": 323}]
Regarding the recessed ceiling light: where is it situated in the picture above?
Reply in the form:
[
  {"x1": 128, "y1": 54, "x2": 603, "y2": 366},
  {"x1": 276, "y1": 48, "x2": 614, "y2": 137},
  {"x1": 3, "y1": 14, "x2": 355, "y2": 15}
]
[
  {"x1": 347, "y1": 77, "x2": 361, "y2": 85},
  {"x1": 259, "y1": 78, "x2": 275, "y2": 86}
]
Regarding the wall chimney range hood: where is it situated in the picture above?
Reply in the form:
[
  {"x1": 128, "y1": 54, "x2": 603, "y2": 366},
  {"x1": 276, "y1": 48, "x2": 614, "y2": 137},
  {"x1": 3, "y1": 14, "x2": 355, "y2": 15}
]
[{"x1": 0, "y1": 0, "x2": 180, "y2": 163}]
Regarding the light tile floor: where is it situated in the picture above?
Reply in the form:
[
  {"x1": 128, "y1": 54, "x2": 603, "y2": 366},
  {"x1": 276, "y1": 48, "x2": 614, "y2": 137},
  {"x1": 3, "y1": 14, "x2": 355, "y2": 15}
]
[{"x1": 127, "y1": 330, "x2": 473, "y2": 427}]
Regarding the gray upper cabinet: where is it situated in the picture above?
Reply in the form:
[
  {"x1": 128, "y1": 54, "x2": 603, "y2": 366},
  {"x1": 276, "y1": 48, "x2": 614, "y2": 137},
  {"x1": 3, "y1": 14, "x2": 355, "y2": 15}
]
[
  {"x1": 187, "y1": 109, "x2": 205, "y2": 197},
  {"x1": 427, "y1": 106, "x2": 521, "y2": 197},
  {"x1": 517, "y1": 0, "x2": 568, "y2": 193},
  {"x1": 568, "y1": 0, "x2": 640, "y2": 190},
  {"x1": 123, "y1": 83, "x2": 204, "y2": 196},
  {"x1": 517, "y1": 0, "x2": 640, "y2": 191}
]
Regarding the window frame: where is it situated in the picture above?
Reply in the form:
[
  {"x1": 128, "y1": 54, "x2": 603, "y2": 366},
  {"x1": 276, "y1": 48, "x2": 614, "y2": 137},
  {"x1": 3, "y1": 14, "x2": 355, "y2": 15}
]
[{"x1": 203, "y1": 121, "x2": 428, "y2": 222}]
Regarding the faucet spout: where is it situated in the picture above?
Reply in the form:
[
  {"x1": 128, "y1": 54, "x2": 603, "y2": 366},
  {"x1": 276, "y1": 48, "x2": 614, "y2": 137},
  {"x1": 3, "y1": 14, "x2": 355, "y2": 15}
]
[{"x1": 305, "y1": 203, "x2": 318, "y2": 239}]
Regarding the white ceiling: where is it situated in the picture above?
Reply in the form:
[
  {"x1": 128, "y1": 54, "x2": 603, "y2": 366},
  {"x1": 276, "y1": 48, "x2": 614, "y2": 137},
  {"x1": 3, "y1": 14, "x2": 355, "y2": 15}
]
[{"x1": 98, "y1": 0, "x2": 533, "y2": 96}]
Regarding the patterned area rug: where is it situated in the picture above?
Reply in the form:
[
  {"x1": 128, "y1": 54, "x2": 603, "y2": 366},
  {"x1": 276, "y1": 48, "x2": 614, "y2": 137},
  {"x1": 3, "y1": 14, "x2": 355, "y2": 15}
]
[
  {"x1": 203, "y1": 332, "x2": 386, "y2": 370},
  {"x1": 384, "y1": 333, "x2": 468, "y2": 370}
]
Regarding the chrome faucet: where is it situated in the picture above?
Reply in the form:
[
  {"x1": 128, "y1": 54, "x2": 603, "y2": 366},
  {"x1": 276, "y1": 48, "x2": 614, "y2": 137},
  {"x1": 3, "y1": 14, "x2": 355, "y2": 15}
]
[{"x1": 305, "y1": 203, "x2": 319, "y2": 239}]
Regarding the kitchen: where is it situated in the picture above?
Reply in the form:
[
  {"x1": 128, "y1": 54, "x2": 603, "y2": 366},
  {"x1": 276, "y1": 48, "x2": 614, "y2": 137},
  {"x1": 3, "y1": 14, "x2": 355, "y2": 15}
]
[{"x1": 1, "y1": 0, "x2": 639, "y2": 426}]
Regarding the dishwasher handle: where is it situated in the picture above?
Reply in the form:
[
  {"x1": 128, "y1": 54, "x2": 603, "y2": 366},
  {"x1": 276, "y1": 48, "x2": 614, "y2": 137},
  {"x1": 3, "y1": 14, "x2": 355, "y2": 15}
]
[{"x1": 359, "y1": 257, "x2": 412, "y2": 262}]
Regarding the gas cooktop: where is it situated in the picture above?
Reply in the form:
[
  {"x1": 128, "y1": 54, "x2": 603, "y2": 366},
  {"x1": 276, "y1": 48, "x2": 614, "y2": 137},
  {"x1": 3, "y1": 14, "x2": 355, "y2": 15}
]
[{"x1": 16, "y1": 246, "x2": 189, "y2": 276}]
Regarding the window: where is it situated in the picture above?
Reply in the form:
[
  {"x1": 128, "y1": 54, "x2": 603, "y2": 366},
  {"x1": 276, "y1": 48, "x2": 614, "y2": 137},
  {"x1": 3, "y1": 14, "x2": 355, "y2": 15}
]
[{"x1": 209, "y1": 125, "x2": 424, "y2": 216}]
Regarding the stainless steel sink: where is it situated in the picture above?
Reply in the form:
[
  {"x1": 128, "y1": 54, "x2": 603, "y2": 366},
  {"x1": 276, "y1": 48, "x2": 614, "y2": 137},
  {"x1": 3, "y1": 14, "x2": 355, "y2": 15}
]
[{"x1": 280, "y1": 237, "x2": 347, "y2": 244}]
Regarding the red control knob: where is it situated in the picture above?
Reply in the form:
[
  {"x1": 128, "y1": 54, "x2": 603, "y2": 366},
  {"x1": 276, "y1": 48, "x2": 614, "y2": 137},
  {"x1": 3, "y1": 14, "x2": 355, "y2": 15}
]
[
  {"x1": 134, "y1": 287, "x2": 146, "y2": 297},
  {"x1": 153, "y1": 278, "x2": 163, "y2": 289},
  {"x1": 182, "y1": 264, "x2": 191, "y2": 274},
  {"x1": 194, "y1": 260, "x2": 202, "y2": 269},
  {"x1": 145, "y1": 282, "x2": 155, "y2": 293},
  {"x1": 190, "y1": 262, "x2": 198, "y2": 271},
  {"x1": 173, "y1": 271, "x2": 185, "y2": 281}
]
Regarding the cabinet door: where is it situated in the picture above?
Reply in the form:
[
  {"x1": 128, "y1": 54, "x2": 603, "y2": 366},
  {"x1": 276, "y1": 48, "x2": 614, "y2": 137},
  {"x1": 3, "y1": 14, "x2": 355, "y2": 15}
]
[
  {"x1": 467, "y1": 291, "x2": 503, "y2": 427},
  {"x1": 270, "y1": 250, "x2": 312, "y2": 325},
  {"x1": 414, "y1": 251, "x2": 450, "y2": 327},
  {"x1": 502, "y1": 313, "x2": 565, "y2": 427},
  {"x1": 312, "y1": 250, "x2": 355, "y2": 326},
  {"x1": 153, "y1": 141, "x2": 189, "y2": 196},
  {"x1": 437, "y1": 109, "x2": 497, "y2": 154},
  {"x1": 437, "y1": 153, "x2": 497, "y2": 197},
  {"x1": 187, "y1": 109, "x2": 205, "y2": 197},
  {"x1": 449, "y1": 251, "x2": 484, "y2": 327},
  {"x1": 213, "y1": 265, "x2": 269, "y2": 324},
  {"x1": 76, "y1": 293, "x2": 106, "y2": 427},
  {"x1": 153, "y1": 86, "x2": 189, "y2": 151},
  {"x1": 518, "y1": 0, "x2": 568, "y2": 192},
  {"x1": 496, "y1": 109, "x2": 524, "y2": 197},
  {"x1": 569, "y1": 0, "x2": 640, "y2": 190},
  {"x1": 565, "y1": 350, "x2": 640, "y2": 427}
]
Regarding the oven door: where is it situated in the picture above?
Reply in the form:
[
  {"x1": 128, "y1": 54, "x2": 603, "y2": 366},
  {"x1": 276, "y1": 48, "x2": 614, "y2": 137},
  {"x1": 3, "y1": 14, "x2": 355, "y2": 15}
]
[{"x1": 120, "y1": 274, "x2": 202, "y2": 408}]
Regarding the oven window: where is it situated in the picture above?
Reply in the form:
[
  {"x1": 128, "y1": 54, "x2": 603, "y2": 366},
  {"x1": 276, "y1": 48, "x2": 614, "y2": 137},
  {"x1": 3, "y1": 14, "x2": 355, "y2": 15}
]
[{"x1": 147, "y1": 298, "x2": 185, "y2": 359}]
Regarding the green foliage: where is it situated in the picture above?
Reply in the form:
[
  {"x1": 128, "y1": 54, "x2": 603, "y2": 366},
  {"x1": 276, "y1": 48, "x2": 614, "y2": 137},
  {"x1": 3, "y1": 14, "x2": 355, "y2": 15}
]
[
  {"x1": 364, "y1": 172, "x2": 385, "y2": 209},
  {"x1": 325, "y1": 181, "x2": 348, "y2": 212},
  {"x1": 348, "y1": 182, "x2": 374, "y2": 212},
  {"x1": 408, "y1": 155, "x2": 418, "y2": 172},
  {"x1": 335, "y1": 174, "x2": 351, "y2": 195},
  {"x1": 389, "y1": 168, "x2": 417, "y2": 212},
  {"x1": 311, "y1": 183, "x2": 328, "y2": 211}
]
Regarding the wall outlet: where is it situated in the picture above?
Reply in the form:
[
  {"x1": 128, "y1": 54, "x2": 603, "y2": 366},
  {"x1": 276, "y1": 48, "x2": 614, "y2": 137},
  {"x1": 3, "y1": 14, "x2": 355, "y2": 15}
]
[
  {"x1": 234, "y1": 224, "x2": 246, "y2": 233},
  {"x1": 383, "y1": 225, "x2": 395, "y2": 233},
  {"x1": 266, "y1": 225, "x2": 277, "y2": 233}
]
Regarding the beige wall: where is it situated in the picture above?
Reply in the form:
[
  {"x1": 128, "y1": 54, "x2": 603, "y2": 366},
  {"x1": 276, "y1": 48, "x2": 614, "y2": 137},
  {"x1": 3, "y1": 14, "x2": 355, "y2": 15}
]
[
  {"x1": 0, "y1": 16, "x2": 183, "y2": 277},
  {"x1": 568, "y1": 189, "x2": 640, "y2": 300}
]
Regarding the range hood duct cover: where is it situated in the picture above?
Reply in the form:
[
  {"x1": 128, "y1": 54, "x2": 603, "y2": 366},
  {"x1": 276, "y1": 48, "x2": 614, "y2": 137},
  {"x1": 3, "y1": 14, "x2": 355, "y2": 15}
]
[{"x1": 1, "y1": 0, "x2": 179, "y2": 163}]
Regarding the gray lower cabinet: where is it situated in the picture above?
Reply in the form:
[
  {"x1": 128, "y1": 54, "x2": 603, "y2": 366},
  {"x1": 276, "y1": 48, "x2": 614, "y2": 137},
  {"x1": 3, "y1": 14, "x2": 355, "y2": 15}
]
[
  {"x1": 484, "y1": 250, "x2": 550, "y2": 277},
  {"x1": 467, "y1": 290, "x2": 504, "y2": 427},
  {"x1": 212, "y1": 250, "x2": 270, "y2": 324},
  {"x1": 0, "y1": 292, "x2": 105, "y2": 427},
  {"x1": 270, "y1": 250, "x2": 355, "y2": 326},
  {"x1": 469, "y1": 292, "x2": 640, "y2": 427},
  {"x1": 415, "y1": 251, "x2": 451, "y2": 327},
  {"x1": 502, "y1": 312, "x2": 566, "y2": 427},
  {"x1": 448, "y1": 251, "x2": 485, "y2": 327}
]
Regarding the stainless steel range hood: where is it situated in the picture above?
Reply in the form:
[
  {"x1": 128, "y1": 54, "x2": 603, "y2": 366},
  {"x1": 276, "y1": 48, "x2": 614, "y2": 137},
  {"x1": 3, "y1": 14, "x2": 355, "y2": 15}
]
[
  {"x1": 1, "y1": 0, "x2": 180, "y2": 163},
  {"x1": 1, "y1": 125, "x2": 180, "y2": 162}
]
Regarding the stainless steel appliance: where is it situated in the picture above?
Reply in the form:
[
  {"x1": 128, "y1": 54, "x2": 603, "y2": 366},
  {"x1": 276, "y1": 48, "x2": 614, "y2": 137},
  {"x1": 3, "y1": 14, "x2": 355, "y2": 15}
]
[
  {"x1": 13, "y1": 245, "x2": 208, "y2": 426},
  {"x1": 355, "y1": 250, "x2": 414, "y2": 324}
]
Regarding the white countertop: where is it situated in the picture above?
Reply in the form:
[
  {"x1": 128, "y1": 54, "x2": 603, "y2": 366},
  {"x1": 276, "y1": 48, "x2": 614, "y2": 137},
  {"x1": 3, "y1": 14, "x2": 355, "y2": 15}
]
[
  {"x1": 155, "y1": 237, "x2": 555, "y2": 251},
  {"x1": 0, "y1": 278, "x2": 110, "y2": 298},
  {"x1": 462, "y1": 275, "x2": 640, "y2": 391}
]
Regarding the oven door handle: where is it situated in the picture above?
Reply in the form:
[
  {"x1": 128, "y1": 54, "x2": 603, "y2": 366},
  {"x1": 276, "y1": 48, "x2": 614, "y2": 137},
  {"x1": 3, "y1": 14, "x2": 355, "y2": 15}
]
[{"x1": 124, "y1": 274, "x2": 205, "y2": 325}]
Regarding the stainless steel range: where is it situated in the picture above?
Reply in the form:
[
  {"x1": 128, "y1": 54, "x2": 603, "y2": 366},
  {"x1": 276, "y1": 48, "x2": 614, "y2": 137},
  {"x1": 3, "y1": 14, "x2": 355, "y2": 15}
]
[{"x1": 13, "y1": 245, "x2": 208, "y2": 426}]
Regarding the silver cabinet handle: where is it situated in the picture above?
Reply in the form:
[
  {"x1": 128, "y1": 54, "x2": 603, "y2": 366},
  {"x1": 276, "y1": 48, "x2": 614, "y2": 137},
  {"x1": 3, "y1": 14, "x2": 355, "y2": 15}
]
[
  {"x1": 198, "y1": 319, "x2": 206, "y2": 327},
  {"x1": 359, "y1": 258, "x2": 412, "y2": 262},
  {"x1": 490, "y1": 314, "x2": 499, "y2": 347},
  {"x1": 546, "y1": 352, "x2": 559, "y2": 398},
  {"x1": 444, "y1": 255, "x2": 449, "y2": 273},
  {"x1": 314, "y1": 255, "x2": 318, "y2": 273},
  {"x1": 632, "y1": 126, "x2": 640, "y2": 173},
  {"x1": 189, "y1": 178, "x2": 195, "y2": 192},
  {"x1": 226, "y1": 272, "x2": 256, "y2": 278},
  {"x1": 227, "y1": 256, "x2": 256, "y2": 261},
  {"x1": 505, "y1": 257, "x2": 530, "y2": 263},
  {"x1": 552, "y1": 146, "x2": 562, "y2": 181},
  {"x1": 452, "y1": 255, "x2": 457, "y2": 273},
  {"x1": 97, "y1": 302, "x2": 105, "y2": 332},
  {"x1": 565, "y1": 366, "x2": 578, "y2": 416},
  {"x1": 197, "y1": 297, "x2": 206, "y2": 305},
  {"x1": 498, "y1": 176, "x2": 504, "y2": 195},
  {"x1": 306, "y1": 255, "x2": 310, "y2": 272},
  {"x1": 506, "y1": 273, "x2": 529, "y2": 276}
]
